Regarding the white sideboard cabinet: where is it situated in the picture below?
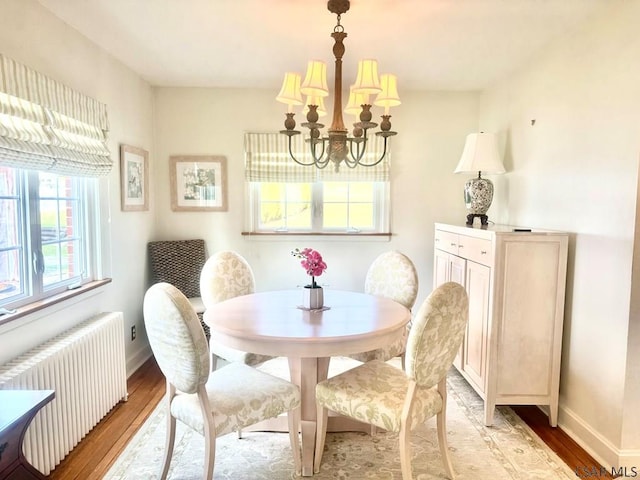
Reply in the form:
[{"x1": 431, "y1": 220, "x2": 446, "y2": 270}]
[{"x1": 433, "y1": 223, "x2": 568, "y2": 426}]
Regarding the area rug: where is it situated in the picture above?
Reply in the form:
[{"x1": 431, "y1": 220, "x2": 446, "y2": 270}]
[{"x1": 104, "y1": 357, "x2": 575, "y2": 479}]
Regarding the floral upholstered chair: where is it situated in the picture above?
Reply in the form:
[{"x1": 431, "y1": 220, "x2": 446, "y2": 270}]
[
  {"x1": 143, "y1": 282, "x2": 301, "y2": 480},
  {"x1": 348, "y1": 250, "x2": 419, "y2": 365},
  {"x1": 199, "y1": 251, "x2": 274, "y2": 370},
  {"x1": 314, "y1": 282, "x2": 469, "y2": 480}
]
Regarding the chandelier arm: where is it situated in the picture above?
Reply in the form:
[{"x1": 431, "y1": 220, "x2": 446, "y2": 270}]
[
  {"x1": 309, "y1": 138, "x2": 328, "y2": 165},
  {"x1": 287, "y1": 136, "x2": 319, "y2": 167},
  {"x1": 354, "y1": 135, "x2": 390, "y2": 167},
  {"x1": 347, "y1": 137, "x2": 367, "y2": 165}
]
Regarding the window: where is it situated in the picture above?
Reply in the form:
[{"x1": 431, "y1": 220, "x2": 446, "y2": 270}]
[
  {"x1": 0, "y1": 54, "x2": 112, "y2": 314},
  {"x1": 245, "y1": 133, "x2": 390, "y2": 234},
  {"x1": 0, "y1": 167, "x2": 93, "y2": 308},
  {"x1": 250, "y1": 180, "x2": 388, "y2": 233}
]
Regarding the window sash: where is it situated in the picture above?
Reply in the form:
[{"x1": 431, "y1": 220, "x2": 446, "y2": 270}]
[
  {"x1": 0, "y1": 168, "x2": 91, "y2": 309},
  {"x1": 249, "y1": 180, "x2": 389, "y2": 233}
]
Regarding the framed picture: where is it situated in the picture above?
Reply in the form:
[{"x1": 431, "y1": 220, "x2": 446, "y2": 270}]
[
  {"x1": 120, "y1": 144, "x2": 149, "y2": 211},
  {"x1": 170, "y1": 155, "x2": 228, "y2": 212}
]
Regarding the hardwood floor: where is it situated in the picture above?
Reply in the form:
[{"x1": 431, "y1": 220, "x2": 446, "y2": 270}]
[
  {"x1": 49, "y1": 356, "x2": 611, "y2": 479},
  {"x1": 48, "y1": 357, "x2": 165, "y2": 480}
]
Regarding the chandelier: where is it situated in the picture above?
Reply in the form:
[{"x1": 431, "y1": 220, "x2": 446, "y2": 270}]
[{"x1": 276, "y1": 0, "x2": 400, "y2": 172}]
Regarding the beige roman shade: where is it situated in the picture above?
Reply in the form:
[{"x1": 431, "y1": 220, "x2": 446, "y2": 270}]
[
  {"x1": 244, "y1": 132, "x2": 390, "y2": 182},
  {"x1": 0, "y1": 54, "x2": 112, "y2": 177}
]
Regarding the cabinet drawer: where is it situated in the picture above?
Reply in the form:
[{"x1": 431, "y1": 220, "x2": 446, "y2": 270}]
[
  {"x1": 434, "y1": 230, "x2": 459, "y2": 255},
  {"x1": 458, "y1": 235, "x2": 493, "y2": 266}
]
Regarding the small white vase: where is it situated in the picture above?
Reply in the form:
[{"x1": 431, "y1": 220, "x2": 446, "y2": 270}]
[{"x1": 303, "y1": 286, "x2": 323, "y2": 309}]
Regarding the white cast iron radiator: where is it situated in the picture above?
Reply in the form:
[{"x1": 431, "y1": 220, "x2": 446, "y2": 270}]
[{"x1": 0, "y1": 312, "x2": 128, "y2": 475}]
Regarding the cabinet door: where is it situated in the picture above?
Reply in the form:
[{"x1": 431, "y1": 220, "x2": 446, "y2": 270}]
[
  {"x1": 462, "y1": 260, "x2": 491, "y2": 393},
  {"x1": 434, "y1": 249, "x2": 466, "y2": 369},
  {"x1": 433, "y1": 248, "x2": 450, "y2": 288}
]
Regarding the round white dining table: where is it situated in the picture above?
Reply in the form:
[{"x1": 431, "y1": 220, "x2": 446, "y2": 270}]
[{"x1": 203, "y1": 289, "x2": 410, "y2": 477}]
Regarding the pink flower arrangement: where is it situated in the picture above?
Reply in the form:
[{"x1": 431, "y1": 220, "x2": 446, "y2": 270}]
[{"x1": 291, "y1": 248, "x2": 327, "y2": 288}]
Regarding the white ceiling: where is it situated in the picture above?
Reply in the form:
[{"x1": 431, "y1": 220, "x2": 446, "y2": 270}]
[{"x1": 36, "y1": 0, "x2": 618, "y2": 91}]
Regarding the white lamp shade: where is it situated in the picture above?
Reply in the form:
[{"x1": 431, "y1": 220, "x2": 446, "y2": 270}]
[
  {"x1": 344, "y1": 85, "x2": 370, "y2": 116},
  {"x1": 374, "y1": 74, "x2": 401, "y2": 113},
  {"x1": 304, "y1": 94, "x2": 327, "y2": 117},
  {"x1": 276, "y1": 72, "x2": 303, "y2": 106},
  {"x1": 352, "y1": 59, "x2": 382, "y2": 95},
  {"x1": 301, "y1": 60, "x2": 329, "y2": 97},
  {"x1": 454, "y1": 132, "x2": 505, "y2": 174}
]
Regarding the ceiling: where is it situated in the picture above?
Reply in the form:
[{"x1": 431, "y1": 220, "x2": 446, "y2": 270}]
[{"x1": 36, "y1": 0, "x2": 618, "y2": 91}]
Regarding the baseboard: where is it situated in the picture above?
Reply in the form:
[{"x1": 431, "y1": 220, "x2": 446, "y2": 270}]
[
  {"x1": 558, "y1": 403, "x2": 640, "y2": 472},
  {"x1": 126, "y1": 345, "x2": 152, "y2": 378}
]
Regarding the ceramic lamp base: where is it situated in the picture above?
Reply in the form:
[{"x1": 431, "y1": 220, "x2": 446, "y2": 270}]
[
  {"x1": 303, "y1": 286, "x2": 324, "y2": 309},
  {"x1": 463, "y1": 175, "x2": 494, "y2": 226}
]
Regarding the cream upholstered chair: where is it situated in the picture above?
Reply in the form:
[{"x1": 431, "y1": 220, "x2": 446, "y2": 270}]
[
  {"x1": 199, "y1": 250, "x2": 274, "y2": 370},
  {"x1": 348, "y1": 250, "x2": 419, "y2": 364},
  {"x1": 143, "y1": 282, "x2": 301, "y2": 480},
  {"x1": 314, "y1": 282, "x2": 468, "y2": 480}
]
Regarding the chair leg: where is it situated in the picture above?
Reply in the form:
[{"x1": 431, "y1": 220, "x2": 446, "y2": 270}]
[
  {"x1": 313, "y1": 404, "x2": 328, "y2": 474},
  {"x1": 437, "y1": 378, "x2": 456, "y2": 480},
  {"x1": 437, "y1": 408, "x2": 455, "y2": 479},
  {"x1": 199, "y1": 388, "x2": 217, "y2": 480},
  {"x1": 160, "y1": 399, "x2": 176, "y2": 479},
  {"x1": 237, "y1": 428, "x2": 243, "y2": 439},
  {"x1": 288, "y1": 407, "x2": 302, "y2": 475},
  {"x1": 398, "y1": 424, "x2": 413, "y2": 480}
]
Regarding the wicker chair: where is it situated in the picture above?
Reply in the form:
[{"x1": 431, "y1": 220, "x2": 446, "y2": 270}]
[{"x1": 147, "y1": 239, "x2": 209, "y2": 339}]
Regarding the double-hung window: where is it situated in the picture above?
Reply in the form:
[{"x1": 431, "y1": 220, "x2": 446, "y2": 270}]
[
  {"x1": 0, "y1": 54, "x2": 111, "y2": 312},
  {"x1": 245, "y1": 133, "x2": 390, "y2": 233}
]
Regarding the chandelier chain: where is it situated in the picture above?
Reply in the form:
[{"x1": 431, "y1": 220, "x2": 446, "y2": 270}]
[{"x1": 334, "y1": 14, "x2": 344, "y2": 33}]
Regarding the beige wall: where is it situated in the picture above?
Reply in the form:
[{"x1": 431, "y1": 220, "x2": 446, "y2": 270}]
[
  {"x1": 152, "y1": 87, "x2": 477, "y2": 304},
  {"x1": 478, "y1": 0, "x2": 640, "y2": 468},
  {"x1": 0, "y1": 0, "x2": 155, "y2": 373}
]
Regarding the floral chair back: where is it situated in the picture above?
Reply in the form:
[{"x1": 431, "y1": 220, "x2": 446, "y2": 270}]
[
  {"x1": 199, "y1": 251, "x2": 273, "y2": 371},
  {"x1": 348, "y1": 250, "x2": 419, "y2": 363},
  {"x1": 364, "y1": 250, "x2": 419, "y2": 310},
  {"x1": 199, "y1": 251, "x2": 256, "y2": 307},
  {"x1": 143, "y1": 282, "x2": 211, "y2": 394},
  {"x1": 406, "y1": 281, "x2": 469, "y2": 388}
]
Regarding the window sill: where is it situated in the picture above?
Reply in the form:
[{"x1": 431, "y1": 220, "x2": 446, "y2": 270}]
[{"x1": 0, "y1": 279, "x2": 112, "y2": 326}]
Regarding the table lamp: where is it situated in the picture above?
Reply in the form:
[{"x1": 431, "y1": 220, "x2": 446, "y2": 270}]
[{"x1": 454, "y1": 132, "x2": 505, "y2": 226}]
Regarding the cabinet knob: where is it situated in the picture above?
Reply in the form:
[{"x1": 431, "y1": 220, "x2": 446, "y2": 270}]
[
  {"x1": 481, "y1": 250, "x2": 487, "y2": 255},
  {"x1": 458, "y1": 244, "x2": 464, "y2": 248},
  {"x1": 450, "y1": 242, "x2": 456, "y2": 247}
]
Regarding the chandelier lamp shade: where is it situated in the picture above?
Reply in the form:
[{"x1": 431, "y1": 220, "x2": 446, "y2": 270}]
[
  {"x1": 454, "y1": 132, "x2": 506, "y2": 226},
  {"x1": 276, "y1": 0, "x2": 399, "y2": 172}
]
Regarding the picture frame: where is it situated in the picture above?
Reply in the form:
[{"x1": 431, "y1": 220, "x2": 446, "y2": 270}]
[
  {"x1": 169, "y1": 155, "x2": 228, "y2": 212},
  {"x1": 120, "y1": 144, "x2": 149, "y2": 211}
]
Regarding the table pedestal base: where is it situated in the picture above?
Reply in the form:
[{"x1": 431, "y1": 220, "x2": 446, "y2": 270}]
[{"x1": 245, "y1": 357, "x2": 377, "y2": 477}]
